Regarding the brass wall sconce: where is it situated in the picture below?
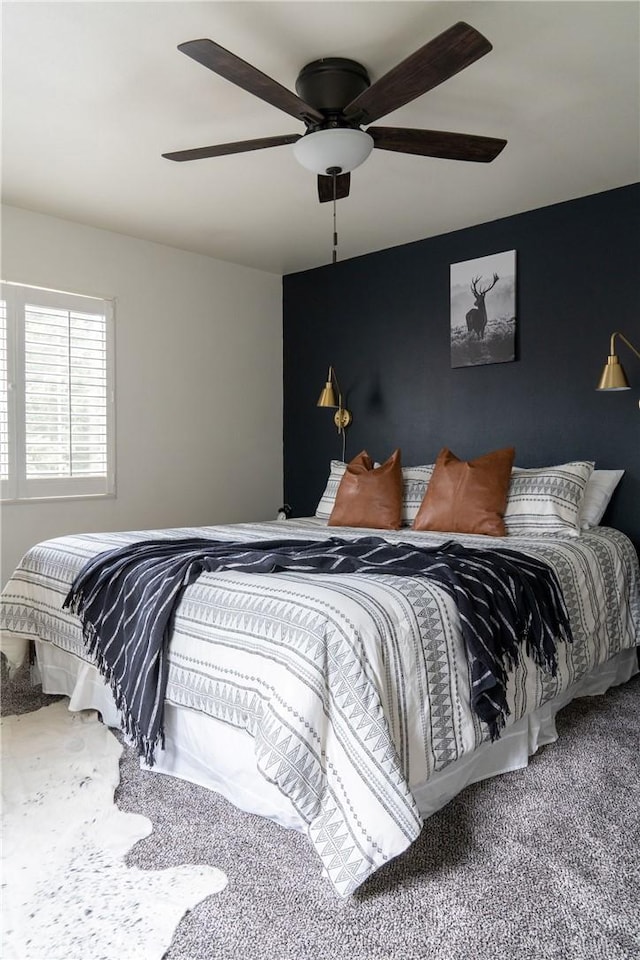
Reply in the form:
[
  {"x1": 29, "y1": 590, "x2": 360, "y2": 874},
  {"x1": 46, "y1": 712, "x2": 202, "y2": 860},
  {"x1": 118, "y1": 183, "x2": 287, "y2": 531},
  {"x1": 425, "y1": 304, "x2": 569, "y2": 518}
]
[
  {"x1": 317, "y1": 365, "x2": 352, "y2": 458},
  {"x1": 596, "y1": 332, "x2": 640, "y2": 391}
]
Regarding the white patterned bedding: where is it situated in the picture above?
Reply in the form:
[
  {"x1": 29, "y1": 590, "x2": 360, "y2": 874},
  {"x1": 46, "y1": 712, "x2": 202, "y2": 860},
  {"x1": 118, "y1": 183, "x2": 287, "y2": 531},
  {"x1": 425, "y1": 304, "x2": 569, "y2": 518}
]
[{"x1": 1, "y1": 518, "x2": 639, "y2": 896}]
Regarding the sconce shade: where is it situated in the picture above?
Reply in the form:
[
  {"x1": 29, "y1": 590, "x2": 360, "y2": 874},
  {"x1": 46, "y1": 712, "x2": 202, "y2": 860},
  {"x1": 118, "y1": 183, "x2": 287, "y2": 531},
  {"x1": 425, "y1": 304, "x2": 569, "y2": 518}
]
[
  {"x1": 596, "y1": 333, "x2": 639, "y2": 392},
  {"x1": 317, "y1": 380, "x2": 338, "y2": 408},
  {"x1": 596, "y1": 355, "x2": 631, "y2": 391}
]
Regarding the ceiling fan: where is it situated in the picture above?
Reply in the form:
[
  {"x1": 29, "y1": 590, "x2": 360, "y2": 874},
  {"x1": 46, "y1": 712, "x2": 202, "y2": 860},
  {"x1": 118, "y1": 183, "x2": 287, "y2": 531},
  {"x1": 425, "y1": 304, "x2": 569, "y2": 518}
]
[{"x1": 162, "y1": 21, "x2": 507, "y2": 203}]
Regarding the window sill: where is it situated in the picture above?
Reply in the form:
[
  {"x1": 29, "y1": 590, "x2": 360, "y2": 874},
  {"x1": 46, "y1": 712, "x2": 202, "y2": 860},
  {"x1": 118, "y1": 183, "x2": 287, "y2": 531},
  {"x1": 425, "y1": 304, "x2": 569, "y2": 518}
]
[{"x1": 1, "y1": 492, "x2": 117, "y2": 506}]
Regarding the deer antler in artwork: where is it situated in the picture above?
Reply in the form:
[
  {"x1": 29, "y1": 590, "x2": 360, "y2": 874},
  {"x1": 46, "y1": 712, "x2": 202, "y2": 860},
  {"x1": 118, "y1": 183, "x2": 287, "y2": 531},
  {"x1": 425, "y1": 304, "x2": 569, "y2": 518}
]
[
  {"x1": 466, "y1": 272, "x2": 500, "y2": 340},
  {"x1": 470, "y1": 272, "x2": 499, "y2": 299}
]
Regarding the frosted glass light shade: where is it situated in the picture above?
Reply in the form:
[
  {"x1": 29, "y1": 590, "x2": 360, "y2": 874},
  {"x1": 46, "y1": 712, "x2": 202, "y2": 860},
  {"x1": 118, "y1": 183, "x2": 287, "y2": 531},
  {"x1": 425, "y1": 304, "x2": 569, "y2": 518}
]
[{"x1": 293, "y1": 128, "x2": 374, "y2": 175}]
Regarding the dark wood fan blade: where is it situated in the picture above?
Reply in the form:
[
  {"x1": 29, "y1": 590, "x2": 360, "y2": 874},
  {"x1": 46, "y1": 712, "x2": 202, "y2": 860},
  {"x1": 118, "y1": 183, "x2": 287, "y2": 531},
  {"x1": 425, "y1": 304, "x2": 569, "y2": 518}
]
[
  {"x1": 317, "y1": 172, "x2": 351, "y2": 203},
  {"x1": 178, "y1": 39, "x2": 324, "y2": 124},
  {"x1": 369, "y1": 126, "x2": 507, "y2": 162},
  {"x1": 344, "y1": 22, "x2": 492, "y2": 124},
  {"x1": 163, "y1": 134, "x2": 301, "y2": 162}
]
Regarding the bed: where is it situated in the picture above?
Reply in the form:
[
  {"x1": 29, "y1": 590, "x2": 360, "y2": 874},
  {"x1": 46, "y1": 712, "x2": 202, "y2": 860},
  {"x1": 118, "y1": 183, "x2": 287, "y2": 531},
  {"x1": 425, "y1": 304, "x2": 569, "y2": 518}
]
[{"x1": 1, "y1": 507, "x2": 639, "y2": 897}]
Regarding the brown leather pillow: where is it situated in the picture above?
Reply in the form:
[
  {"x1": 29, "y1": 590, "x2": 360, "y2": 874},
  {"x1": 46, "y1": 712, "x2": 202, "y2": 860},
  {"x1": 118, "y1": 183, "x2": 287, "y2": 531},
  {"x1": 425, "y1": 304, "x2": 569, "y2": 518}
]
[
  {"x1": 328, "y1": 449, "x2": 403, "y2": 529},
  {"x1": 412, "y1": 446, "x2": 515, "y2": 536}
]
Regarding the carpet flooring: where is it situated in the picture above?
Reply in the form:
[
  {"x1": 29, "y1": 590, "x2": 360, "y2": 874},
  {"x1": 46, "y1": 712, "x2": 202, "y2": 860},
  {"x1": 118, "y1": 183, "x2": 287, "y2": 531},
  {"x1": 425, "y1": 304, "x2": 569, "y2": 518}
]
[{"x1": 2, "y1": 664, "x2": 639, "y2": 960}]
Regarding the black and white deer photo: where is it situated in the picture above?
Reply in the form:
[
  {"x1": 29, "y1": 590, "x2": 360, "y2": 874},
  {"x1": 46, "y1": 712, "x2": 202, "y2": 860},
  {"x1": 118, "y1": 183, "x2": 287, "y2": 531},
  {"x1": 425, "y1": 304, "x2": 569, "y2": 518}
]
[{"x1": 450, "y1": 250, "x2": 516, "y2": 368}]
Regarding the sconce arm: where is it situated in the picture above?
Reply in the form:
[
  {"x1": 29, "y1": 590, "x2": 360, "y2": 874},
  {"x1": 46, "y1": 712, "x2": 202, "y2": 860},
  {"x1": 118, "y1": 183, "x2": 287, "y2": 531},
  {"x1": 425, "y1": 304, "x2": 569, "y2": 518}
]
[
  {"x1": 329, "y1": 367, "x2": 351, "y2": 431},
  {"x1": 611, "y1": 331, "x2": 640, "y2": 360}
]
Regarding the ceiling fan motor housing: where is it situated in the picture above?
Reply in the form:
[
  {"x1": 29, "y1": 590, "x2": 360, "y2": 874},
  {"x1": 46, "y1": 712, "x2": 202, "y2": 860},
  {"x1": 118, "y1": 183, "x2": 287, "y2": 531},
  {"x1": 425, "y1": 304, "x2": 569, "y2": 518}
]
[{"x1": 295, "y1": 58, "x2": 370, "y2": 125}]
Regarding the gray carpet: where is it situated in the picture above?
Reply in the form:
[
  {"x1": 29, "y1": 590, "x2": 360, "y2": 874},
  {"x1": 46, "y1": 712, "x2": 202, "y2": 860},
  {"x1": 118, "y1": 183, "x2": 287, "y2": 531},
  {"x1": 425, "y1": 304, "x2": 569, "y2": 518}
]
[{"x1": 3, "y1": 664, "x2": 640, "y2": 960}]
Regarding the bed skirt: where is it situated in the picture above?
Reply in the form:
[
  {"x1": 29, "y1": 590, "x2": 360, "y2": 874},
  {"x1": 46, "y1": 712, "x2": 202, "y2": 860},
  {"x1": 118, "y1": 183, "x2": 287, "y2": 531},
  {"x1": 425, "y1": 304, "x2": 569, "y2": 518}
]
[{"x1": 33, "y1": 641, "x2": 638, "y2": 830}]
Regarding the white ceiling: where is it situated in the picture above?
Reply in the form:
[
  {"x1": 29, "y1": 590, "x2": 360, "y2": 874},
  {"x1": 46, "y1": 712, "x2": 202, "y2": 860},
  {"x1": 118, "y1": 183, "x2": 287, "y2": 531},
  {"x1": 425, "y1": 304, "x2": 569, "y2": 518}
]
[{"x1": 2, "y1": 1, "x2": 639, "y2": 275}]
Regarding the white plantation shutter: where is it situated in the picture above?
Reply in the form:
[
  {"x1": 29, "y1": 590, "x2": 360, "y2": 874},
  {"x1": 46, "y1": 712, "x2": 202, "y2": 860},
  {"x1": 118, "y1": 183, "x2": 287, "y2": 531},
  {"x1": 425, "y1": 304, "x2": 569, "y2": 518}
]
[
  {"x1": 24, "y1": 305, "x2": 108, "y2": 478},
  {"x1": 1, "y1": 283, "x2": 114, "y2": 500}
]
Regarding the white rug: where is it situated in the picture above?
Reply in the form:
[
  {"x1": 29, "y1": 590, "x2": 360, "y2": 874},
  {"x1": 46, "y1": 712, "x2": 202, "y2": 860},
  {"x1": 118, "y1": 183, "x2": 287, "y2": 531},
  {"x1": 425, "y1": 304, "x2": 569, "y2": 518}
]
[{"x1": 1, "y1": 700, "x2": 227, "y2": 960}]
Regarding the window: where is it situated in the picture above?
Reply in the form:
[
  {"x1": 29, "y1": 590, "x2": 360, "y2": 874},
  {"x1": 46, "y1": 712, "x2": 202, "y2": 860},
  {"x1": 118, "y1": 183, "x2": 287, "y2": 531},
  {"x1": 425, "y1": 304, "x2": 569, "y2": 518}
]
[{"x1": 1, "y1": 282, "x2": 115, "y2": 501}]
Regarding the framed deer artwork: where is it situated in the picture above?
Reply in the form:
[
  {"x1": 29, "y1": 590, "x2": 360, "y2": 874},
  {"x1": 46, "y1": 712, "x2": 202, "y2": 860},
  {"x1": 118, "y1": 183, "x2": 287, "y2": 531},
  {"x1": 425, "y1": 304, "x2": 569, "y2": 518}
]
[{"x1": 450, "y1": 250, "x2": 516, "y2": 368}]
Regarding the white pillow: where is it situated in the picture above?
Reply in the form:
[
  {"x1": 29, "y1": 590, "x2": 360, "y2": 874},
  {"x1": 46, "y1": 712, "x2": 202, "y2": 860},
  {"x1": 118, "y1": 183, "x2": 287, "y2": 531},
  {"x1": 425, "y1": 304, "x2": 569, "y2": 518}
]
[
  {"x1": 315, "y1": 460, "x2": 347, "y2": 521},
  {"x1": 505, "y1": 461, "x2": 595, "y2": 537},
  {"x1": 401, "y1": 464, "x2": 435, "y2": 526},
  {"x1": 580, "y1": 469, "x2": 624, "y2": 528}
]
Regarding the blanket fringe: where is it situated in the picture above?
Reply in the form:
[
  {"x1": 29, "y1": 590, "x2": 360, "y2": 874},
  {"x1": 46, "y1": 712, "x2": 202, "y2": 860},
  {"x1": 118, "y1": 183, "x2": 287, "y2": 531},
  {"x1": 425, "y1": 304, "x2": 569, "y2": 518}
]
[{"x1": 78, "y1": 618, "x2": 164, "y2": 766}]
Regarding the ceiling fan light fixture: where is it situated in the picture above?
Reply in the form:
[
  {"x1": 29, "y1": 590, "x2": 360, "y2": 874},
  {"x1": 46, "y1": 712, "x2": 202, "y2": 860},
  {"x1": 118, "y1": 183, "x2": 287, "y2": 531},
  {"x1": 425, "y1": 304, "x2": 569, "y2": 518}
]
[{"x1": 293, "y1": 128, "x2": 374, "y2": 175}]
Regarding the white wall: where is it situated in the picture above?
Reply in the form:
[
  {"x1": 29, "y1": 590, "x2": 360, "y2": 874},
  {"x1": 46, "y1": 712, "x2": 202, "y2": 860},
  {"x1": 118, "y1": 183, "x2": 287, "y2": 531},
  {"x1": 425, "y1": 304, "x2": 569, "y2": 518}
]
[{"x1": 0, "y1": 205, "x2": 283, "y2": 585}]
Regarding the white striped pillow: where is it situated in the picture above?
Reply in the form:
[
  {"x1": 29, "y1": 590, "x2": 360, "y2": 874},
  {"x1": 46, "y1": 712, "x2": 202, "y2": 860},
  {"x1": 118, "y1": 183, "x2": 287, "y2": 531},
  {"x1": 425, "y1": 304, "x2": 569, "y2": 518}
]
[
  {"x1": 504, "y1": 461, "x2": 595, "y2": 537},
  {"x1": 315, "y1": 461, "x2": 349, "y2": 521},
  {"x1": 401, "y1": 464, "x2": 435, "y2": 526}
]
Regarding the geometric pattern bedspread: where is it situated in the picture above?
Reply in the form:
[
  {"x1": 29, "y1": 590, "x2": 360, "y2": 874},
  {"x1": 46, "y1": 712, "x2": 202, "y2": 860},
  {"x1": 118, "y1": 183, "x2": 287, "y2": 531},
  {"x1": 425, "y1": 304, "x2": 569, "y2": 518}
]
[{"x1": 1, "y1": 518, "x2": 639, "y2": 896}]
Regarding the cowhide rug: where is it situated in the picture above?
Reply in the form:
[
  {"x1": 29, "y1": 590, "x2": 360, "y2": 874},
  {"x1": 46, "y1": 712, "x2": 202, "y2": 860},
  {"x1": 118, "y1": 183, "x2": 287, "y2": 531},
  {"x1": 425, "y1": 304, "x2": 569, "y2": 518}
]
[{"x1": 1, "y1": 700, "x2": 227, "y2": 960}]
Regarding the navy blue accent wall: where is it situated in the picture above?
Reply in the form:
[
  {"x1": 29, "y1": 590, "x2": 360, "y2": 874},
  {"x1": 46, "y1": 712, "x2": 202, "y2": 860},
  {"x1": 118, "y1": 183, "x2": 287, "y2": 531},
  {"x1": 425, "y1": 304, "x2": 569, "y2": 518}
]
[{"x1": 283, "y1": 184, "x2": 640, "y2": 551}]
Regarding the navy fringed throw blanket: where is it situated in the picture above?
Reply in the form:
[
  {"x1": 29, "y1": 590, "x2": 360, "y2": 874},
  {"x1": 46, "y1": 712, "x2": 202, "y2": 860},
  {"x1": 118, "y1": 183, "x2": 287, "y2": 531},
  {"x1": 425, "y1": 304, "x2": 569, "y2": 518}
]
[{"x1": 63, "y1": 536, "x2": 573, "y2": 764}]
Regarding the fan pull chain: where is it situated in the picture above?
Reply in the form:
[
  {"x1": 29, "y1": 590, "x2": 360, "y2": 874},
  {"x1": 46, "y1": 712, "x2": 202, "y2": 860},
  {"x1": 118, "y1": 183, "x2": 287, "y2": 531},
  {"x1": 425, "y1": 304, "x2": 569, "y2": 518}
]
[{"x1": 328, "y1": 166, "x2": 340, "y2": 264}]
